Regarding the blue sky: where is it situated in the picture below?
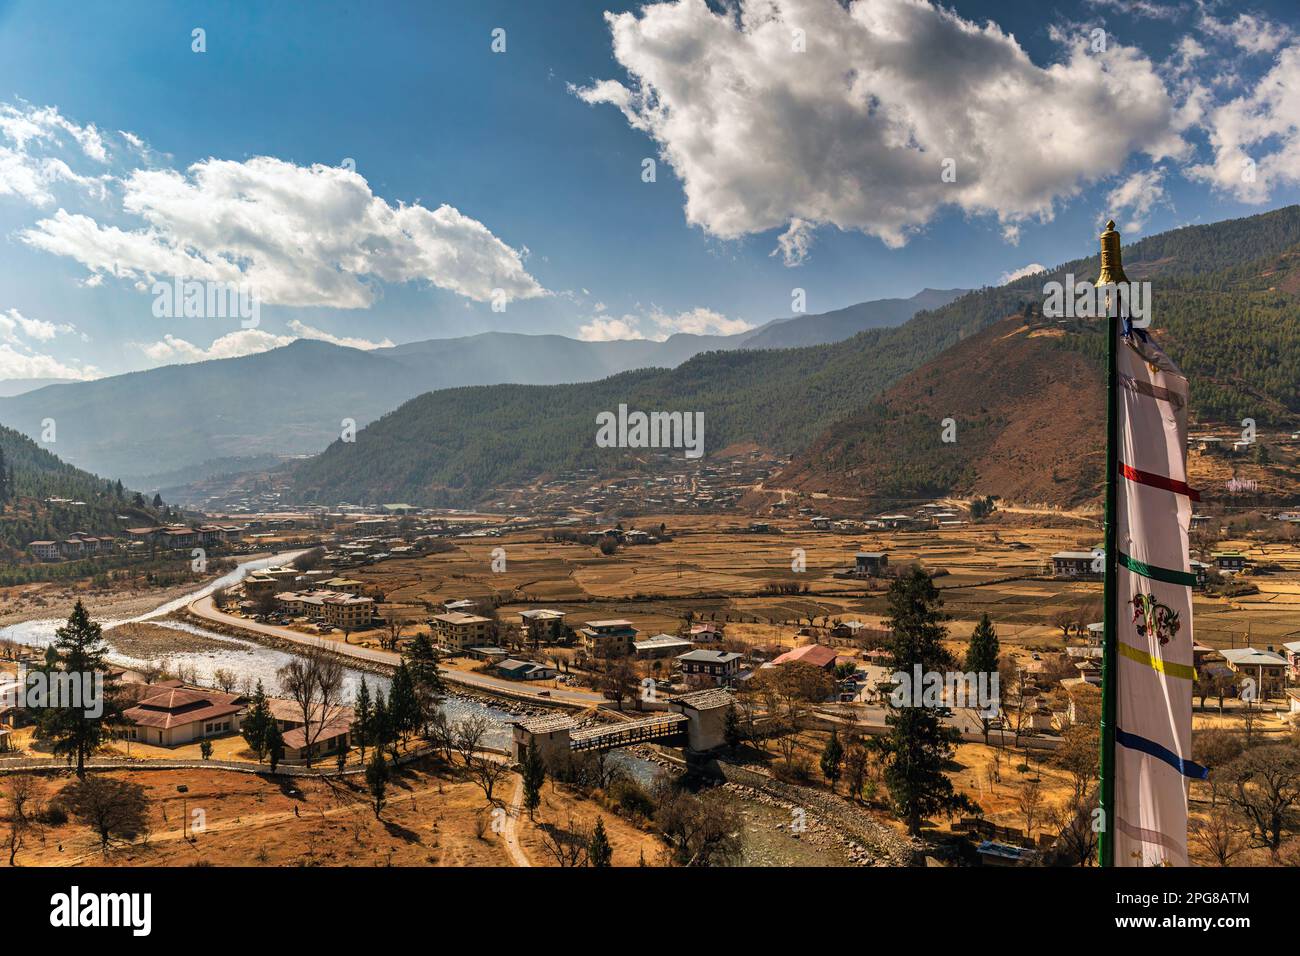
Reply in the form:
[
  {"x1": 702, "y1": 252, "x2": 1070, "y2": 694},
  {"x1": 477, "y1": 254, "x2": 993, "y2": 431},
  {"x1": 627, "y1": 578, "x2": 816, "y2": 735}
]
[{"x1": 0, "y1": 0, "x2": 1298, "y2": 378}]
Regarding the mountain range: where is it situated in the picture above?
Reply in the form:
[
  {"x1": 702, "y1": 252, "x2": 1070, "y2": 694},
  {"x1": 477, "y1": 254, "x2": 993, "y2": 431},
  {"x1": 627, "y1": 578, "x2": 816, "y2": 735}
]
[
  {"x1": 0, "y1": 288, "x2": 963, "y2": 488},
  {"x1": 287, "y1": 205, "x2": 1300, "y2": 509}
]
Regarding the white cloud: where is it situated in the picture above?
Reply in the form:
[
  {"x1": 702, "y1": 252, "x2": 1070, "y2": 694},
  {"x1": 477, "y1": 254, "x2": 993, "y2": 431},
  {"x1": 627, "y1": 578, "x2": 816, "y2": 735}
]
[
  {"x1": 140, "y1": 329, "x2": 296, "y2": 364},
  {"x1": 650, "y1": 307, "x2": 753, "y2": 337},
  {"x1": 575, "y1": 0, "x2": 1186, "y2": 256},
  {"x1": 1086, "y1": 0, "x2": 1184, "y2": 20},
  {"x1": 21, "y1": 155, "x2": 547, "y2": 308},
  {"x1": 286, "y1": 320, "x2": 393, "y2": 350},
  {"x1": 1107, "y1": 167, "x2": 1168, "y2": 232},
  {"x1": 139, "y1": 321, "x2": 394, "y2": 365},
  {"x1": 578, "y1": 306, "x2": 752, "y2": 341},
  {"x1": 1185, "y1": 42, "x2": 1300, "y2": 202},
  {"x1": 0, "y1": 344, "x2": 97, "y2": 380},
  {"x1": 0, "y1": 309, "x2": 75, "y2": 343},
  {"x1": 773, "y1": 219, "x2": 815, "y2": 266},
  {"x1": 998, "y1": 263, "x2": 1047, "y2": 285},
  {"x1": 1199, "y1": 12, "x2": 1291, "y2": 55},
  {"x1": 577, "y1": 315, "x2": 647, "y2": 341}
]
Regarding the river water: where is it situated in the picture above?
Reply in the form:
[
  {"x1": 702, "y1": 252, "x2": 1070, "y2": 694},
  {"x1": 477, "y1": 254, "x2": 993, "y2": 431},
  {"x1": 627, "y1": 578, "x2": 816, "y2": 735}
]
[{"x1": 0, "y1": 552, "x2": 526, "y2": 749}]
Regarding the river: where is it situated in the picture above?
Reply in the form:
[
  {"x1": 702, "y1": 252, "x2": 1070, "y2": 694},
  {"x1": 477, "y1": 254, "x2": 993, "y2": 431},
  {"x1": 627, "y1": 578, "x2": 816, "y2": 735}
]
[{"x1": 0, "y1": 552, "x2": 661, "y2": 771}]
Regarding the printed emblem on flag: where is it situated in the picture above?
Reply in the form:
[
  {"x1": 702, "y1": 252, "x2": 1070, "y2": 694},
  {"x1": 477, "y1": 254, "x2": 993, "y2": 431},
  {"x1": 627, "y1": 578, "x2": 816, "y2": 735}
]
[{"x1": 1131, "y1": 593, "x2": 1181, "y2": 647}]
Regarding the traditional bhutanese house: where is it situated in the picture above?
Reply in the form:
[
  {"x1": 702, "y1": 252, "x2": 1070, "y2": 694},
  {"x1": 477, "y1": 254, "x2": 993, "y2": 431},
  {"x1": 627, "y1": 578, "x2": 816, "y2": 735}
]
[
  {"x1": 1221, "y1": 647, "x2": 1288, "y2": 698},
  {"x1": 519, "y1": 609, "x2": 567, "y2": 644},
  {"x1": 121, "y1": 685, "x2": 244, "y2": 746},
  {"x1": 1050, "y1": 551, "x2": 1099, "y2": 579},
  {"x1": 281, "y1": 716, "x2": 353, "y2": 765},
  {"x1": 431, "y1": 612, "x2": 493, "y2": 652},
  {"x1": 634, "y1": 633, "x2": 694, "y2": 659},
  {"x1": 496, "y1": 659, "x2": 557, "y2": 681},
  {"x1": 27, "y1": 540, "x2": 60, "y2": 561},
  {"x1": 578, "y1": 619, "x2": 637, "y2": 658},
  {"x1": 1283, "y1": 640, "x2": 1300, "y2": 681},
  {"x1": 689, "y1": 622, "x2": 724, "y2": 642},
  {"x1": 676, "y1": 649, "x2": 743, "y2": 685},
  {"x1": 161, "y1": 527, "x2": 201, "y2": 550},
  {"x1": 854, "y1": 552, "x2": 889, "y2": 576},
  {"x1": 1212, "y1": 552, "x2": 1247, "y2": 573},
  {"x1": 771, "y1": 643, "x2": 839, "y2": 671},
  {"x1": 1190, "y1": 559, "x2": 1211, "y2": 588}
]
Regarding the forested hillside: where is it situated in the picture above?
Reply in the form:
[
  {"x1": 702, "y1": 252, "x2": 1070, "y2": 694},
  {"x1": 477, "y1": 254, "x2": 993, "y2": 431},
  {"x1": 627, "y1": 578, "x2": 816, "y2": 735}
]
[
  {"x1": 288, "y1": 206, "x2": 1300, "y2": 507},
  {"x1": 0, "y1": 424, "x2": 159, "y2": 558}
]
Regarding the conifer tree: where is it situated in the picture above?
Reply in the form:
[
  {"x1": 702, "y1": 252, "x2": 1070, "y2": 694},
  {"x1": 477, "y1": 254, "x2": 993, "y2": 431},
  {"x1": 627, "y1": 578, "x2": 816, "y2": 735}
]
[{"x1": 871, "y1": 568, "x2": 976, "y2": 835}]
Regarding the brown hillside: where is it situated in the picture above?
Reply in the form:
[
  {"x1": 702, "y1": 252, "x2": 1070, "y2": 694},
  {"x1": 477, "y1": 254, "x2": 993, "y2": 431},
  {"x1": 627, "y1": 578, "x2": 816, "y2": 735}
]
[{"x1": 776, "y1": 315, "x2": 1106, "y2": 507}]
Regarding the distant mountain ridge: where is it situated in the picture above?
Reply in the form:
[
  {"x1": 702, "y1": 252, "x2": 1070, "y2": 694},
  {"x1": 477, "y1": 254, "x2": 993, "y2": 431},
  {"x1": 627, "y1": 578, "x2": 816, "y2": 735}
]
[
  {"x1": 285, "y1": 205, "x2": 1300, "y2": 508},
  {"x1": 0, "y1": 288, "x2": 963, "y2": 487}
]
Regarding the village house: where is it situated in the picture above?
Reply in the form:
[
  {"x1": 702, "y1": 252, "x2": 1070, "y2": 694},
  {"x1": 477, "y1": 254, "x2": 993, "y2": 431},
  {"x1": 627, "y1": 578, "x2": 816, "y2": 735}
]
[
  {"x1": 1050, "y1": 551, "x2": 1100, "y2": 579},
  {"x1": 120, "y1": 683, "x2": 244, "y2": 747},
  {"x1": 1221, "y1": 647, "x2": 1288, "y2": 698},
  {"x1": 1284, "y1": 640, "x2": 1300, "y2": 681},
  {"x1": 27, "y1": 540, "x2": 60, "y2": 561},
  {"x1": 634, "y1": 633, "x2": 695, "y2": 659},
  {"x1": 431, "y1": 612, "x2": 494, "y2": 652},
  {"x1": 1212, "y1": 552, "x2": 1247, "y2": 573},
  {"x1": 519, "y1": 609, "x2": 567, "y2": 645},
  {"x1": 854, "y1": 552, "x2": 889, "y2": 576},
  {"x1": 771, "y1": 643, "x2": 839, "y2": 671},
  {"x1": 496, "y1": 659, "x2": 558, "y2": 681},
  {"x1": 689, "y1": 622, "x2": 724, "y2": 642},
  {"x1": 578, "y1": 619, "x2": 638, "y2": 658},
  {"x1": 676, "y1": 649, "x2": 743, "y2": 685}
]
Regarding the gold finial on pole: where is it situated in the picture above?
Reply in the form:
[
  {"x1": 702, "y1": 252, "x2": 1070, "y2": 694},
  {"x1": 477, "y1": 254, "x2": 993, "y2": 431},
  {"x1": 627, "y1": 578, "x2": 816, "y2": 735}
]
[{"x1": 1097, "y1": 218, "x2": 1129, "y2": 285}]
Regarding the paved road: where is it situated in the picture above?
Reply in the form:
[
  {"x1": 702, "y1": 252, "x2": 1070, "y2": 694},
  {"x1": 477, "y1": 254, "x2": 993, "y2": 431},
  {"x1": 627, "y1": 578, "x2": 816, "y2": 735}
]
[{"x1": 187, "y1": 596, "x2": 605, "y2": 707}]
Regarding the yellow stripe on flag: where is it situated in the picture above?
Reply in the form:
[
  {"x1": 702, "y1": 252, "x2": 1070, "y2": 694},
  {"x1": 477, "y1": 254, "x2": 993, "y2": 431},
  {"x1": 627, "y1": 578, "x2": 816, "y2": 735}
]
[{"x1": 1118, "y1": 641, "x2": 1195, "y2": 681}]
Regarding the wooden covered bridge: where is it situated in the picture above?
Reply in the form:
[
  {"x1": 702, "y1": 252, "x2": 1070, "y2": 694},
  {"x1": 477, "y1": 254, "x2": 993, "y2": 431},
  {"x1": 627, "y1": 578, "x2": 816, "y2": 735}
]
[{"x1": 509, "y1": 689, "x2": 733, "y2": 764}]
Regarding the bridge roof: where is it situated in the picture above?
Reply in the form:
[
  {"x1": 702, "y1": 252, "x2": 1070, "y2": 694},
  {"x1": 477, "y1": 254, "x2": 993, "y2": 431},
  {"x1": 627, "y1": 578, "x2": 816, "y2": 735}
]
[
  {"x1": 514, "y1": 714, "x2": 577, "y2": 734},
  {"x1": 569, "y1": 712, "x2": 688, "y2": 744},
  {"x1": 669, "y1": 688, "x2": 734, "y2": 711}
]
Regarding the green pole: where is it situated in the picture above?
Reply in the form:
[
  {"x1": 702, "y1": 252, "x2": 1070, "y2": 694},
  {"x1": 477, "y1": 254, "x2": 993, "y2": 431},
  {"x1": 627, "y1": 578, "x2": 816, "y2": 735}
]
[{"x1": 1097, "y1": 220, "x2": 1126, "y2": 868}]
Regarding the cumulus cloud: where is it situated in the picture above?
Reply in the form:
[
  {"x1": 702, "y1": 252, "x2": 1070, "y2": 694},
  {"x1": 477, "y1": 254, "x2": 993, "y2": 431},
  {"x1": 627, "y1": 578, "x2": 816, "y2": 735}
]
[
  {"x1": 998, "y1": 263, "x2": 1047, "y2": 285},
  {"x1": 1107, "y1": 167, "x2": 1168, "y2": 231},
  {"x1": 21, "y1": 155, "x2": 546, "y2": 308},
  {"x1": 0, "y1": 344, "x2": 97, "y2": 380},
  {"x1": 285, "y1": 320, "x2": 393, "y2": 350},
  {"x1": 578, "y1": 306, "x2": 752, "y2": 341},
  {"x1": 574, "y1": 0, "x2": 1186, "y2": 255},
  {"x1": 0, "y1": 309, "x2": 75, "y2": 344},
  {"x1": 577, "y1": 315, "x2": 647, "y2": 341},
  {"x1": 1185, "y1": 42, "x2": 1300, "y2": 202},
  {"x1": 140, "y1": 329, "x2": 296, "y2": 364}
]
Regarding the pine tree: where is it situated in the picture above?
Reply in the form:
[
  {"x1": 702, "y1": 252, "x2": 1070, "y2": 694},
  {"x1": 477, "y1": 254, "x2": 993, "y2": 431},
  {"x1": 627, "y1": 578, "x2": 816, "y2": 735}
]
[
  {"x1": 366, "y1": 749, "x2": 388, "y2": 820},
  {"x1": 965, "y1": 613, "x2": 1000, "y2": 674},
  {"x1": 265, "y1": 721, "x2": 284, "y2": 774},
  {"x1": 870, "y1": 568, "x2": 976, "y2": 835},
  {"x1": 588, "y1": 817, "x2": 613, "y2": 867},
  {"x1": 388, "y1": 660, "x2": 420, "y2": 746},
  {"x1": 43, "y1": 601, "x2": 120, "y2": 778},
  {"x1": 354, "y1": 676, "x2": 373, "y2": 764},
  {"x1": 521, "y1": 738, "x2": 546, "y2": 820},
  {"x1": 965, "y1": 613, "x2": 1000, "y2": 745},
  {"x1": 406, "y1": 632, "x2": 444, "y2": 732},
  {"x1": 152, "y1": 493, "x2": 163, "y2": 509},
  {"x1": 241, "y1": 679, "x2": 272, "y2": 761},
  {"x1": 820, "y1": 728, "x2": 844, "y2": 792}
]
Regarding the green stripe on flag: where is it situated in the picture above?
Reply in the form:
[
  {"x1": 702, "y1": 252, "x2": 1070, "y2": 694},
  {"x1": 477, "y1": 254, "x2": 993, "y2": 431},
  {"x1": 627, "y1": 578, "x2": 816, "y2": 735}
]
[{"x1": 1117, "y1": 550, "x2": 1197, "y2": 587}]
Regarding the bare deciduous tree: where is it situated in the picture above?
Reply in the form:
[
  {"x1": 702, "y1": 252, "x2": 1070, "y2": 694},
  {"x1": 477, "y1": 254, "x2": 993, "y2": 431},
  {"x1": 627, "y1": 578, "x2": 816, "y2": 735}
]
[{"x1": 277, "y1": 647, "x2": 346, "y2": 768}]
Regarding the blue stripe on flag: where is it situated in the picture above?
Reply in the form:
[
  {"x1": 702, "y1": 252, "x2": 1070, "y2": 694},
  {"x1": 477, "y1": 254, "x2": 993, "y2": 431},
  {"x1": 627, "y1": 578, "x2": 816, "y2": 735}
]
[{"x1": 1117, "y1": 727, "x2": 1209, "y2": 780}]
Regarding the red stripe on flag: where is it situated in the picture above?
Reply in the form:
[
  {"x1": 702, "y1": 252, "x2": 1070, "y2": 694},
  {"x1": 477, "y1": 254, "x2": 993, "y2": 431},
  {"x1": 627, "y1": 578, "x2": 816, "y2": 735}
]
[{"x1": 1118, "y1": 461, "x2": 1201, "y2": 501}]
